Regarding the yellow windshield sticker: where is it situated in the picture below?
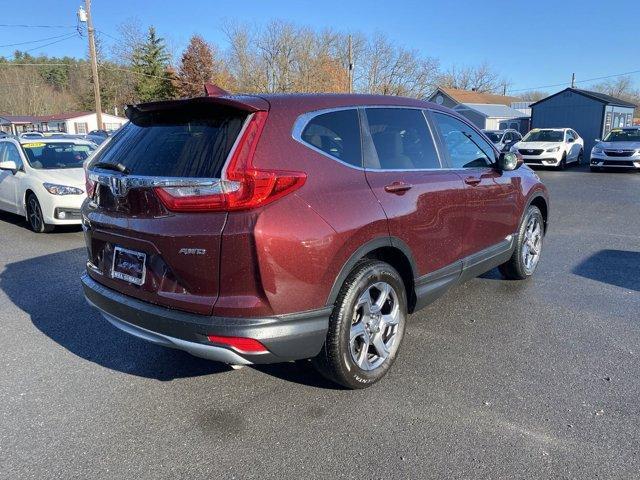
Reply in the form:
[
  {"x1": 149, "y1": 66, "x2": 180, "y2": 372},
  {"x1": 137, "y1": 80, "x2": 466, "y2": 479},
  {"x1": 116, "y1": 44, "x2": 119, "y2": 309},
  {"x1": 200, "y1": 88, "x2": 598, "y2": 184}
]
[
  {"x1": 611, "y1": 129, "x2": 622, "y2": 132},
  {"x1": 22, "y1": 142, "x2": 46, "y2": 148}
]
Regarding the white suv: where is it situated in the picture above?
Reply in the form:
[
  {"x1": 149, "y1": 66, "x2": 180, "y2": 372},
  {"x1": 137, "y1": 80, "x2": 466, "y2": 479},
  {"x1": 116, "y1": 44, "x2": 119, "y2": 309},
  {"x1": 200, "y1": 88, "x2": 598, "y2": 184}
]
[
  {"x1": 0, "y1": 137, "x2": 96, "y2": 232},
  {"x1": 512, "y1": 128, "x2": 584, "y2": 169}
]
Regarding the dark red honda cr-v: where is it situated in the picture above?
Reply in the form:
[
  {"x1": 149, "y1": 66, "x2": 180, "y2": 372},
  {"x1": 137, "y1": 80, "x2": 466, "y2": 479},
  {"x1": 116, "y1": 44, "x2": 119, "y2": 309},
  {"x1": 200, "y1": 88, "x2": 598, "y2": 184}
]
[{"x1": 81, "y1": 90, "x2": 548, "y2": 388}]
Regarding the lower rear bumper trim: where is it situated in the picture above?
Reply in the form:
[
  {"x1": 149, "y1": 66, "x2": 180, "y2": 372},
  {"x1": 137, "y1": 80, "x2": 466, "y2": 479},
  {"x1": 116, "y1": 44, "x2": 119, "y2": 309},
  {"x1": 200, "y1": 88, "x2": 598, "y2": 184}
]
[{"x1": 81, "y1": 273, "x2": 331, "y2": 364}]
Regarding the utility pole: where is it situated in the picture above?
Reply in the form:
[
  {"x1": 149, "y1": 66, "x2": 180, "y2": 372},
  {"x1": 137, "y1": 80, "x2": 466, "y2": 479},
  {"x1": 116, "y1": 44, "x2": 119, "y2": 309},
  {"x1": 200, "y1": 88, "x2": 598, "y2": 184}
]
[
  {"x1": 82, "y1": 0, "x2": 103, "y2": 130},
  {"x1": 571, "y1": 73, "x2": 576, "y2": 88},
  {"x1": 347, "y1": 35, "x2": 353, "y2": 94}
]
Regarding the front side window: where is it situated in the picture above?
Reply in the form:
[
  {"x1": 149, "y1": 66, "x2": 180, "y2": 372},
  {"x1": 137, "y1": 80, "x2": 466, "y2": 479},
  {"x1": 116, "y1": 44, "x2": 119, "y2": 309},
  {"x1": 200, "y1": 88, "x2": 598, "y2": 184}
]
[
  {"x1": 431, "y1": 112, "x2": 495, "y2": 168},
  {"x1": 4, "y1": 143, "x2": 23, "y2": 168},
  {"x1": 300, "y1": 109, "x2": 362, "y2": 167},
  {"x1": 22, "y1": 142, "x2": 95, "y2": 169},
  {"x1": 365, "y1": 108, "x2": 440, "y2": 170}
]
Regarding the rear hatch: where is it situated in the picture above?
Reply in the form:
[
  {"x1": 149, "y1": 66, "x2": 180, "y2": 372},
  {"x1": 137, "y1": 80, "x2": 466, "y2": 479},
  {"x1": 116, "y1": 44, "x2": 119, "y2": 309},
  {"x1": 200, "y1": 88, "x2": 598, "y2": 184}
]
[{"x1": 83, "y1": 96, "x2": 268, "y2": 315}]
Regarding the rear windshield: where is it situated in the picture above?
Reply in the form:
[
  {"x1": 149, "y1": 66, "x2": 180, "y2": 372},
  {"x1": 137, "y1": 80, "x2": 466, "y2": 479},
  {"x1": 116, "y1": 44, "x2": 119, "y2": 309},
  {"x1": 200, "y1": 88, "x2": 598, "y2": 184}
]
[
  {"x1": 22, "y1": 142, "x2": 96, "y2": 169},
  {"x1": 89, "y1": 107, "x2": 246, "y2": 178}
]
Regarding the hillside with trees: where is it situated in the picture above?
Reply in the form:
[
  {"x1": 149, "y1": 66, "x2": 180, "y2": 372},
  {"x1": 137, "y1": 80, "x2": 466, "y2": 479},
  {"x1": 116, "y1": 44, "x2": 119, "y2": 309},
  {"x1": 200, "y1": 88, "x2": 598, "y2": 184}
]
[{"x1": 0, "y1": 19, "x2": 637, "y2": 116}]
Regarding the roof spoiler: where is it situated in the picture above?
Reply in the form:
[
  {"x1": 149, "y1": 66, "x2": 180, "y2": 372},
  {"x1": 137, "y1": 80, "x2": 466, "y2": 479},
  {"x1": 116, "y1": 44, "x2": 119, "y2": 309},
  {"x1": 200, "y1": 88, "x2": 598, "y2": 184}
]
[{"x1": 125, "y1": 89, "x2": 267, "y2": 122}]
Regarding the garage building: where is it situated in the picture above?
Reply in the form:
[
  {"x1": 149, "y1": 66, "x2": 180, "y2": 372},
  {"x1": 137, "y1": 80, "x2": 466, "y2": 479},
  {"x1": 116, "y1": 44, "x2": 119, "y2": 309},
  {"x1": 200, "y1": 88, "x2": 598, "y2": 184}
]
[{"x1": 530, "y1": 88, "x2": 636, "y2": 154}]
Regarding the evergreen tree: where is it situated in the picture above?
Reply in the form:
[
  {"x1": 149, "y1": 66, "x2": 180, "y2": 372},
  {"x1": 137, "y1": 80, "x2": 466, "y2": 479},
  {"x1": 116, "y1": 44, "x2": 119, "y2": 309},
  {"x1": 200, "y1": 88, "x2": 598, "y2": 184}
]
[{"x1": 131, "y1": 27, "x2": 175, "y2": 101}]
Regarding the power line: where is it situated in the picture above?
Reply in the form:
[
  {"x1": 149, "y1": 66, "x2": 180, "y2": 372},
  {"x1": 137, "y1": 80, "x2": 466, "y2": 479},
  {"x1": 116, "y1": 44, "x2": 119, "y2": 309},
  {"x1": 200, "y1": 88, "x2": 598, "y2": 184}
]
[
  {"x1": 508, "y1": 68, "x2": 640, "y2": 93},
  {"x1": 0, "y1": 24, "x2": 76, "y2": 29},
  {"x1": 22, "y1": 33, "x2": 79, "y2": 53},
  {"x1": 0, "y1": 33, "x2": 76, "y2": 48},
  {"x1": 95, "y1": 29, "x2": 119, "y2": 42}
]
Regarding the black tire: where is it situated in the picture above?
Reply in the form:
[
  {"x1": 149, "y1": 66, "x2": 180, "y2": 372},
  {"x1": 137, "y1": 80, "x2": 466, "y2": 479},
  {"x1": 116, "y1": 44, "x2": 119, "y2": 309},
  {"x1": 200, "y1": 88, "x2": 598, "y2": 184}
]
[
  {"x1": 558, "y1": 153, "x2": 567, "y2": 170},
  {"x1": 26, "y1": 193, "x2": 54, "y2": 233},
  {"x1": 312, "y1": 260, "x2": 407, "y2": 389},
  {"x1": 499, "y1": 205, "x2": 544, "y2": 280},
  {"x1": 576, "y1": 150, "x2": 584, "y2": 166}
]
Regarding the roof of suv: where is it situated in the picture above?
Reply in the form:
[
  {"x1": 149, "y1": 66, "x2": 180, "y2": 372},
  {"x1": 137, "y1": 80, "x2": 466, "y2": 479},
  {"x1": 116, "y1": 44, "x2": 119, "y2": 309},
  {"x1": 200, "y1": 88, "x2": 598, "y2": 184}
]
[{"x1": 128, "y1": 93, "x2": 440, "y2": 118}]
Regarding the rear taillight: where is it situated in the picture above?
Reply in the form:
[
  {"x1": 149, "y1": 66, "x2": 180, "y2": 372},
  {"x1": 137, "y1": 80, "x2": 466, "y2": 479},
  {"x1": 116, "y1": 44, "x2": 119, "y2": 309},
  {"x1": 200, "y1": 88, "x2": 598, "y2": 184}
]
[
  {"x1": 84, "y1": 161, "x2": 96, "y2": 198},
  {"x1": 206, "y1": 335, "x2": 268, "y2": 354},
  {"x1": 155, "y1": 111, "x2": 306, "y2": 212}
]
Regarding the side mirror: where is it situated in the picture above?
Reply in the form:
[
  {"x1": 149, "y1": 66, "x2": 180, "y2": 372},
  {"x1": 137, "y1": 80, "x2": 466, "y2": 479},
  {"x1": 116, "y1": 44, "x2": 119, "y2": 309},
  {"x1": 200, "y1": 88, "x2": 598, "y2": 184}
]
[
  {"x1": 0, "y1": 160, "x2": 17, "y2": 172},
  {"x1": 497, "y1": 151, "x2": 522, "y2": 171},
  {"x1": 567, "y1": 138, "x2": 575, "y2": 143},
  {"x1": 594, "y1": 138, "x2": 601, "y2": 143}
]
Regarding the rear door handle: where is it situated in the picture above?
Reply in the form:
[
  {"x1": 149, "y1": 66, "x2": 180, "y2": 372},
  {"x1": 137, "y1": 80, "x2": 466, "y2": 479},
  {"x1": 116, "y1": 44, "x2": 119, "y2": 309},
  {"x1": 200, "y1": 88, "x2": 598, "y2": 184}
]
[
  {"x1": 464, "y1": 176, "x2": 481, "y2": 186},
  {"x1": 384, "y1": 181, "x2": 413, "y2": 195}
]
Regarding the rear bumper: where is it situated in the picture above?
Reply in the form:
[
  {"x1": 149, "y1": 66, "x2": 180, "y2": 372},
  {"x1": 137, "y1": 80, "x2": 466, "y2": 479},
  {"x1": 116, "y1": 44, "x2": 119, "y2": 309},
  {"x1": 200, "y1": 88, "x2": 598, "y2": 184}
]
[{"x1": 81, "y1": 274, "x2": 331, "y2": 364}]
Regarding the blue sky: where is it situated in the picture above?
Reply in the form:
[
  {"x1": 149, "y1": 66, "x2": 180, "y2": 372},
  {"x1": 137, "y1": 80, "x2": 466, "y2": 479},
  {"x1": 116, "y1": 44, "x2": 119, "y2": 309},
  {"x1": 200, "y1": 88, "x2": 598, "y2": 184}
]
[{"x1": 1, "y1": 0, "x2": 638, "y2": 94}]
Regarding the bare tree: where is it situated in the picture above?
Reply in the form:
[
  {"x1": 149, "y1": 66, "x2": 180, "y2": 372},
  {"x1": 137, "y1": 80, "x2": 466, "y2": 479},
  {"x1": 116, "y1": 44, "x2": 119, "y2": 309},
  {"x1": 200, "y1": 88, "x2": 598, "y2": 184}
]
[
  {"x1": 437, "y1": 61, "x2": 509, "y2": 93},
  {"x1": 517, "y1": 90, "x2": 549, "y2": 102},
  {"x1": 222, "y1": 21, "x2": 266, "y2": 92},
  {"x1": 357, "y1": 33, "x2": 439, "y2": 97},
  {"x1": 591, "y1": 76, "x2": 639, "y2": 106},
  {"x1": 111, "y1": 18, "x2": 145, "y2": 65},
  {"x1": 0, "y1": 66, "x2": 77, "y2": 115}
]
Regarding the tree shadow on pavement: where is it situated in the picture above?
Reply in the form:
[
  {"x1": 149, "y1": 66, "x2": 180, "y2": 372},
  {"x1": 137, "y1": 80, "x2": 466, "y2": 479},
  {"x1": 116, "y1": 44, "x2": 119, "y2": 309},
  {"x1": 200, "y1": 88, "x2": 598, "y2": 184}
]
[
  {"x1": 573, "y1": 249, "x2": 640, "y2": 292},
  {"x1": 0, "y1": 248, "x2": 229, "y2": 381}
]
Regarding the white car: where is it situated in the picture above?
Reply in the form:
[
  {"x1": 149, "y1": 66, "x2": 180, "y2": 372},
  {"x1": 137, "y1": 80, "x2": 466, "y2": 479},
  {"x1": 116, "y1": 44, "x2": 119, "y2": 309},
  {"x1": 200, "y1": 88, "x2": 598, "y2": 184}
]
[
  {"x1": 0, "y1": 137, "x2": 96, "y2": 232},
  {"x1": 590, "y1": 126, "x2": 640, "y2": 172},
  {"x1": 481, "y1": 129, "x2": 523, "y2": 152},
  {"x1": 511, "y1": 128, "x2": 584, "y2": 169}
]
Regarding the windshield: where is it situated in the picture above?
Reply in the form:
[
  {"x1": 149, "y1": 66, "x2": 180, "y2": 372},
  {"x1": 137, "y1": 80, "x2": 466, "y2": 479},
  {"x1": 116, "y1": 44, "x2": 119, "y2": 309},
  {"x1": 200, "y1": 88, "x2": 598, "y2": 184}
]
[
  {"x1": 603, "y1": 129, "x2": 640, "y2": 143},
  {"x1": 22, "y1": 142, "x2": 96, "y2": 169},
  {"x1": 483, "y1": 132, "x2": 503, "y2": 142},
  {"x1": 522, "y1": 130, "x2": 564, "y2": 142},
  {"x1": 89, "y1": 107, "x2": 246, "y2": 178}
]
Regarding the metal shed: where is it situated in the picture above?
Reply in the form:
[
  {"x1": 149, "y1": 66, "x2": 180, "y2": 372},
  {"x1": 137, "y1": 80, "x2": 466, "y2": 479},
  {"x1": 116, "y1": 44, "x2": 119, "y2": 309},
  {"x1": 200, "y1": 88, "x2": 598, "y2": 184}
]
[{"x1": 530, "y1": 88, "x2": 636, "y2": 154}]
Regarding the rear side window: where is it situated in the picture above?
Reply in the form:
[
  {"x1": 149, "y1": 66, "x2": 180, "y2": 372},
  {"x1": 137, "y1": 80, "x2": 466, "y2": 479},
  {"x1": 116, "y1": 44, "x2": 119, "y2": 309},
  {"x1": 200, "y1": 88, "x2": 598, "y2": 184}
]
[
  {"x1": 431, "y1": 112, "x2": 495, "y2": 168},
  {"x1": 365, "y1": 108, "x2": 440, "y2": 170},
  {"x1": 90, "y1": 107, "x2": 246, "y2": 178},
  {"x1": 301, "y1": 109, "x2": 362, "y2": 167}
]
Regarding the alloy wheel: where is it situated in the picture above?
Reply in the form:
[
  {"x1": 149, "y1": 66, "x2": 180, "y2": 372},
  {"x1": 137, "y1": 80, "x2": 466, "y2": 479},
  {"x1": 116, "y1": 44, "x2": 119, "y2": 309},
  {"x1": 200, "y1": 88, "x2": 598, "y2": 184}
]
[
  {"x1": 28, "y1": 196, "x2": 43, "y2": 232},
  {"x1": 349, "y1": 281, "x2": 401, "y2": 371},
  {"x1": 522, "y1": 215, "x2": 542, "y2": 274}
]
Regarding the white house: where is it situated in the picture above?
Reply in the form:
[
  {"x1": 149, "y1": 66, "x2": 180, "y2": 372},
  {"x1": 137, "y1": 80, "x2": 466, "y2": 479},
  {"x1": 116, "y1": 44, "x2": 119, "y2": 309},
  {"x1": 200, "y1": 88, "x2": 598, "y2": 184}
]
[
  {"x1": 452, "y1": 103, "x2": 529, "y2": 131},
  {"x1": 37, "y1": 111, "x2": 127, "y2": 134}
]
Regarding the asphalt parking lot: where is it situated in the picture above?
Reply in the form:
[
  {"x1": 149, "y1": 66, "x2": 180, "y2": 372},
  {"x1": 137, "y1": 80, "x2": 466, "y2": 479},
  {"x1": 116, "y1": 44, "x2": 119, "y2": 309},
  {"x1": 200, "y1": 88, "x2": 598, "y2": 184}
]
[{"x1": 1, "y1": 165, "x2": 639, "y2": 479}]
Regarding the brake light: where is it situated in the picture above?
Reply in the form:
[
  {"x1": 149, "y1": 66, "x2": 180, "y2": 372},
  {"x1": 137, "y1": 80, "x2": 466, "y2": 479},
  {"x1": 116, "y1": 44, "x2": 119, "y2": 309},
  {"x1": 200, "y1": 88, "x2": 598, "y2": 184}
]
[
  {"x1": 155, "y1": 111, "x2": 306, "y2": 212},
  {"x1": 84, "y1": 161, "x2": 96, "y2": 198},
  {"x1": 206, "y1": 335, "x2": 268, "y2": 354}
]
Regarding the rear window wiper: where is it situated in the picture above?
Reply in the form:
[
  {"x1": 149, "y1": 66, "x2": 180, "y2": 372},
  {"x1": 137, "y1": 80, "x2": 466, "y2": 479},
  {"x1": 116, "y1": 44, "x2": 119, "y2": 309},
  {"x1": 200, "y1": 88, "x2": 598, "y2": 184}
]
[{"x1": 92, "y1": 161, "x2": 130, "y2": 174}]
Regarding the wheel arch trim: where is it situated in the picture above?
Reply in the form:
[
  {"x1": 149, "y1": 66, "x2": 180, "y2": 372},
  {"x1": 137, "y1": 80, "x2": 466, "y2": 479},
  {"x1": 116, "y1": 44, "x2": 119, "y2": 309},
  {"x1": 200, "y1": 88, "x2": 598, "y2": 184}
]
[{"x1": 326, "y1": 236, "x2": 418, "y2": 307}]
